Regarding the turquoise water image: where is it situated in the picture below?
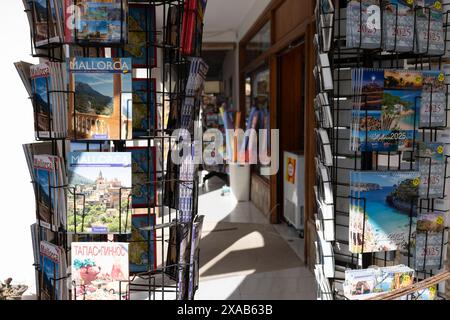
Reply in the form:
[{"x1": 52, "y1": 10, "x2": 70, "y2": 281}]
[{"x1": 360, "y1": 187, "x2": 414, "y2": 242}]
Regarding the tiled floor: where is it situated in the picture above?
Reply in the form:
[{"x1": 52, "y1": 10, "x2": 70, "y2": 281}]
[{"x1": 196, "y1": 174, "x2": 316, "y2": 300}]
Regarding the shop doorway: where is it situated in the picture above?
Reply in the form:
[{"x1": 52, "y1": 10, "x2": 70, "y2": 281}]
[{"x1": 276, "y1": 41, "x2": 306, "y2": 227}]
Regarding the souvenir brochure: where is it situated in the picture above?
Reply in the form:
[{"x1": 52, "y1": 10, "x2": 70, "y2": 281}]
[
  {"x1": 346, "y1": 0, "x2": 382, "y2": 49},
  {"x1": 415, "y1": 211, "x2": 445, "y2": 269},
  {"x1": 188, "y1": 215, "x2": 205, "y2": 300},
  {"x1": 349, "y1": 171, "x2": 420, "y2": 253},
  {"x1": 315, "y1": 214, "x2": 335, "y2": 278},
  {"x1": 30, "y1": 0, "x2": 63, "y2": 47},
  {"x1": 415, "y1": 0, "x2": 445, "y2": 55},
  {"x1": 382, "y1": 0, "x2": 415, "y2": 52},
  {"x1": 71, "y1": 242, "x2": 129, "y2": 300},
  {"x1": 68, "y1": 57, "x2": 132, "y2": 140},
  {"x1": 418, "y1": 142, "x2": 446, "y2": 198},
  {"x1": 33, "y1": 154, "x2": 67, "y2": 231},
  {"x1": 314, "y1": 186, "x2": 335, "y2": 241},
  {"x1": 315, "y1": 128, "x2": 333, "y2": 166},
  {"x1": 30, "y1": 61, "x2": 68, "y2": 139},
  {"x1": 420, "y1": 71, "x2": 446, "y2": 128},
  {"x1": 344, "y1": 265, "x2": 415, "y2": 299},
  {"x1": 14, "y1": 61, "x2": 33, "y2": 97},
  {"x1": 132, "y1": 78, "x2": 157, "y2": 138},
  {"x1": 180, "y1": 0, "x2": 208, "y2": 57},
  {"x1": 67, "y1": 152, "x2": 132, "y2": 234},
  {"x1": 314, "y1": 92, "x2": 333, "y2": 129},
  {"x1": 64, "y1": 0, "x2": 128, "y2": 44},
  {"x1": 127, "y1": 147, "x2": 156, "y2": 208},
  {"x1": 351, "y1": 69, "x2": 425, "y2": 152},
  {"x1": 113, "y1": 3, "x2": 156, "y2": 68},
  {"x1": 128, "y1": 214, "x2": 157, "y2": 273},
  {"x1": 39, "y1": 241, "x2": 67, "y2": 300}
]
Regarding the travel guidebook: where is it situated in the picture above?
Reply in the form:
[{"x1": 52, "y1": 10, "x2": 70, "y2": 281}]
[
  {"x1": 67, "y1": 152, "x2": 132, "y2": 234},
  {"x1": 65, "y1": 0, "x2": 128, "y2": 44},
  {"x1": 349, "y1": 171, "x2": 420, "y2": 253},
  {"x1": 39, "y1": 241, "x2": 67, "y2": 300},
  {"x1": 68, "y1": 57, "x2": 132, "y2": 140},
  {"x1": 31, "y1": 0, "x2": 62, "y2": 47},
  {"x1": 33, "y1": 155, "x2": 66, "y2": 230},
  {"x1": 71, "y1": 242, "x2": 129, "y2": 300},
  {"x1": 351, "y1": 69, "x2": 421, "y2": 152},
  {"x1": 127, "y1": 147, "x2": 156, "y2": 208},
  {"x1": 128, "y1": 214, "x2": 157, "y2": 273},
  {"x1": 132, "y1": 78, "x2": 157, "y2": 138},
  {"x1": 113, "y1": 3, "x2": 157, "y2": 68}
]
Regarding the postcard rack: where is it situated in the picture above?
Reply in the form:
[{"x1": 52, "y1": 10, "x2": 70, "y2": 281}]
[
  {"x1": 314, "y1": 0, "x2": 450, "y2": 300},
  {"x1": 25, "y1": 0, "x2": 205, "y2": 300}
]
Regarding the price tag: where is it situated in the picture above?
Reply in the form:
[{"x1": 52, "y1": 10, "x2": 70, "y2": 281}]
[
  {"x1": 437, "y1": 145, "x2": 444, "y2": 154},
  {"x1": 438, "y1": 73, "x2": 445, "y2": 82},
  {"x1": 435, "y1": 1, "x2": 442, "y2": 10},
  {"x1": 436, "y1": 216, "x2": 444, "y2": 225},
  {"x1": 413, "y1": 178, "x2": 421, "y2": 187}
]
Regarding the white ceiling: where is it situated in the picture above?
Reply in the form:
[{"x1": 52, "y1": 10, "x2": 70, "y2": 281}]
[{"x1": 203, "y1": 0, "x2": 259, "y2": 36}]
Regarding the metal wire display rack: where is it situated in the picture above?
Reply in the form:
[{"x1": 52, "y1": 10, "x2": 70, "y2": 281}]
[
  {"x1": 25, "y1": 0, "x2": 206, "y2": 300},
  {"x1": 314, "y1": 0, "x2": 450, "y2": 300}
]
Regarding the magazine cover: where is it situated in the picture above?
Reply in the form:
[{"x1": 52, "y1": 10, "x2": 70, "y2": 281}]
[
  {"x1": 72, "y1": 242, "x2": 129, "y2": 300},
  {"x1": 34, "y1": 155, "x2": 59, "y2": 230},
  {"x1": 119, "y1": 3, "x2": 157, "y2": 67},
  {"x1": 128, "y1": 214, "x2": 157, "y2": 273},
  {"x1": 67, "y1": 152, "x2": 132, "y2": 234},
  {"x1": 69, "y1": 57, "x2": 132, "y2": 140},
  {"x1": 349, "y1": 171, "x2": 420, "y2": 253},
  {"x1": 128, "y1": 147, "x2": 156, "y2": 208},
  {"x1": 39, "y1": 241, "x2": 63, "y2": 300},
  {"x1": 31, "y1": 63, "x2": 52, "y2": 137},
  {"x1": 65, "y1": 0, "x2": 127, "y2": 44},
  {"x1": 132, "y1": 78, "x2": 156, "y2": 138}
]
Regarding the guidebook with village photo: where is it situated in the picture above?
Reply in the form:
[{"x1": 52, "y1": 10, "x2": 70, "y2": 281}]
[
  {"x1": 349, "y1": 171, "x2": 420, "y2": 253},
  {"x1": 67, "y1": 152, "x2": 132, "y2": 234},
  {"x1": 71, "y1": 242, "x2": 129, "y2": 300}
]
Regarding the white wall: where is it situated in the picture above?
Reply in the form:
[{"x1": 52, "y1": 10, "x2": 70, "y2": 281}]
[{"x1": 0, "y1": 1, "x2": 39, "y2": 290}]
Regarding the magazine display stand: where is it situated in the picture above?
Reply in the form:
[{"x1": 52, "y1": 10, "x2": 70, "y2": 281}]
[
  {"x1": 314, "y1": 0, "x2": 450, "y2": 300},
  {"x1": 24, "y1": 0, "x2": 206, "y2": 301}
]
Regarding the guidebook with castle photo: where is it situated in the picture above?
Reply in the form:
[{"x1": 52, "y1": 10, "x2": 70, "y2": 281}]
[
  {"x1": 39, "y1": 241, "x2": 67, "y2": 300},
  {"x1": 64, "y1": 0, "x2": 128, "y2": 44},
  {"x1": 71, "y1": 242, "x2": 129, "y2": 300},
  {"x1": 349, "y1": 171, "x2": 420, "y2": 253},
  {"x1": 68, "y1": 57, "x2": 132, "y2": 140},
  {"x1": 67, "y1": 152, "x2": 132, "y2": 234}
]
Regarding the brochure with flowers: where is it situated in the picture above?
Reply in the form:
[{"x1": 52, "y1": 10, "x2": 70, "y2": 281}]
[{"x1": 72, "y1": 242, "x2": 129, "y2": 300}]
